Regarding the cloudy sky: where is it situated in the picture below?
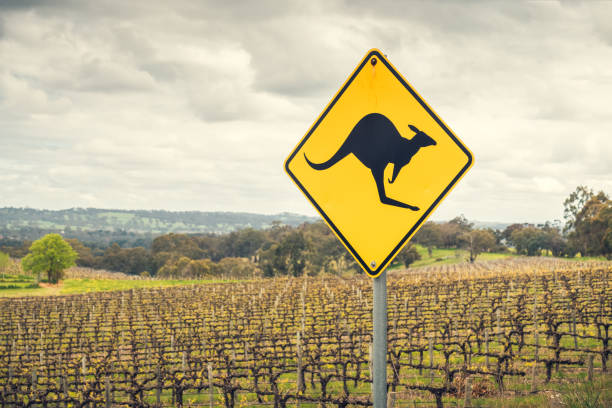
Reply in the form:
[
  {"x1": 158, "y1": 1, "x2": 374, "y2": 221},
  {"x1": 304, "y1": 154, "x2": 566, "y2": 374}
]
[{"x1": 1, "y1": 1, "x2": 611, "y2": 223}]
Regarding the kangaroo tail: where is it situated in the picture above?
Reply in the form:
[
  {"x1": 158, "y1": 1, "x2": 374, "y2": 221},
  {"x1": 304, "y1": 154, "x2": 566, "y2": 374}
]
[
  {"x1": 304, "y1": 142, "x2": 351, "y2": 170},
  {"x1": 304, "y1": 145, "x2": 350, "y2": 170}
]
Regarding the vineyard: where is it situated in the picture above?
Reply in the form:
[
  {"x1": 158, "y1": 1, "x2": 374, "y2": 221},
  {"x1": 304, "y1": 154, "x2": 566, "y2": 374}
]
[{"x1": 0, "y1": 258, "x2": 610, "y2": 407}]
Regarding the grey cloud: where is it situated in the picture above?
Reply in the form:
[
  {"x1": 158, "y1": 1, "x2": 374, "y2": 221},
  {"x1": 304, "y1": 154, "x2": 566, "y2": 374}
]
[
  {"x1": 575, "y1": 2, "x2": 612, "y2": 45},
  {"x1": 184, "y1": 0, "x2": 302, "y2": 20},
  {"x1": 236, "y1": 2, "x2": 568, "y2": 98},
  {"x1": 73, "y1": 59, "x2": 156, "y2": 92},
  {"x1": 0, "y1": 0, "x2": 50, "y2": 10},
  {"x1": 549, "y1": 143, "x2": 588, "y2": 165},
  {"x1": 0, "y1": 0, "x2": 610, "y2": 221},
  {"x1": 337, "y1": 1, "x2": 546, "y2": 35},
  {"x1": 140, "y1": 62, "x2": 180, "y2": 82}
]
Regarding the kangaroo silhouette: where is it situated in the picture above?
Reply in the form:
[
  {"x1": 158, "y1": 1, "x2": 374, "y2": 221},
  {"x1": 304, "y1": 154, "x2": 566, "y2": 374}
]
[{"x1": 304, "y1": 113, "x2": 436, "y2": 210}]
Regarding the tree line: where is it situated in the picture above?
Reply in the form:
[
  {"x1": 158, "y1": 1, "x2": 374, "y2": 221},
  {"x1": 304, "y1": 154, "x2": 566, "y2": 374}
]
[{"x1": 2, "y1": 186, "x2": 610, "y2": 280}]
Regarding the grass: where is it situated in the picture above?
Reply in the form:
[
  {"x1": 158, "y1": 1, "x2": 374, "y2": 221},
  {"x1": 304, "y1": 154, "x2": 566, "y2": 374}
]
[
  {"x1": 0, "y1": 274, "x2": 40, "y2": 292},
  {"x1": 372, "y1": 244, "x2": 597, "y2": 271},
  {"x1": 0, "y1": 286, "x2": 59, "y2": 297},
  {"x1": 470, "y1": 394, "x2": 547, "y2": 407},
  {"x1": 60, "y1": 278, "x2": 238, "y2": 294},
  {"x1": 0, "y1": 274, "x2": 38, "y2": 289},
  {"x1": 557, "y1": 375, "x2": 611, "y2": 408},
  {"x1": 406, "y1": 245, "x2": 514, "y2": 268},
  {"x1": 472, "y1": 374, "x2": 612, "y2": 408},
  {"x1": 0, "y1": 274, "x2": 241, "y2": 297},
  {"x1": 115, "y1": 372, "x2": 612, "y2": 408},
  {"x1": 0, "y1": 281, "x2": 39, "y2": 289},
  {"x1": 563, "y1": 255, "x2": 610, "y2": 262}
]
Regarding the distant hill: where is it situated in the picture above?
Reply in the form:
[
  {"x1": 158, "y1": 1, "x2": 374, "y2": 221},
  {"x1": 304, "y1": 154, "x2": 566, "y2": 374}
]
[
  {"x1": 471, "y1": 221, "x2": 512, "y2": 231},
  {"x1": 0, "y1": 207, "x2": 317, "y2": 239},
  {"x1": 0, "y1": 207, "x2": 520, "y2": 249},
  {"x1": 427, "y1": 219, "x2": 512, "y2": 231}
]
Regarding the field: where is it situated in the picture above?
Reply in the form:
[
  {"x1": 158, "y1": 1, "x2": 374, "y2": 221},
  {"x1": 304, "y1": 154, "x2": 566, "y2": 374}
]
[
  {"x1": 408, "y1": 246, "x2": 513, "y2": 268},
  {"x1": 0, "y1": 267, "x2": 239, "y2": 298},
  {"x1": 0, "y1": 258, "x2": 610, "y2": 407},
  {"x1": 0, "y1": 248, "x2": 511, "y2": 298}
]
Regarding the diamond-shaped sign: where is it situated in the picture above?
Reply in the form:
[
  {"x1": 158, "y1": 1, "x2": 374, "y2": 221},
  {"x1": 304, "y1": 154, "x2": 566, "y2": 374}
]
[{"x1": 285, "y1": 49, "x2": 473, "y2": 277}]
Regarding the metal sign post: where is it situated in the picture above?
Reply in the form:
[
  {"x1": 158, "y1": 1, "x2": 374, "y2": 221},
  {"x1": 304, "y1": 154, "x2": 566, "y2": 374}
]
[{"x1": 372, "y1": 270, "x2": 387, "y2": 408}]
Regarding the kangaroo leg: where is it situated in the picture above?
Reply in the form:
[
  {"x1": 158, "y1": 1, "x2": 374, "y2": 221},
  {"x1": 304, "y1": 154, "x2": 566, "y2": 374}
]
[{"x1": 372, "y1": 168, "x2": 420, "y2": 211}]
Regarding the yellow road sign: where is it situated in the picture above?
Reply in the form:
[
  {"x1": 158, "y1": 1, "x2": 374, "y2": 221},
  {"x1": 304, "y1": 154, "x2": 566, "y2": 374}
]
[{"x1": 285, "y1": 49, "x2": 473, "y2": 277}]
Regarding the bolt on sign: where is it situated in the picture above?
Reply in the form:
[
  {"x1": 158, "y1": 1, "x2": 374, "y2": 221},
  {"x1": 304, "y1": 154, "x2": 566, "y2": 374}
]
[{"x1": 285, "y1": 49, "x2": 473, "y2": 278}]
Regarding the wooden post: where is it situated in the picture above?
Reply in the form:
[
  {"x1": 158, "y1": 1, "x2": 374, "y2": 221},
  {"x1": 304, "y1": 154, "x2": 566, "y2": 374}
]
[
  {"x1": 62, "y1": 372, "x2": 69, "y2": 406},
  {"x1": 572, "y1": 309, "x2": 578, "y2": 349},
  {"x1": 31, "y1": 365, "x2": 37, "y2": 390},
  {"x1": 156, "y1": 364, "x2": 162, "y2": 407},
  {"x1": 300, "y1": 291, "x2": 305, "y2": 321},
  {"x1": 296, "y1": 332, "x2": 304, "y2": 393},
  {"x1": 369, "y1": 343, "x2": 374, "y2": 380},
  {"x1": 532, "y1": 293, "x2": 538, "y2": 326},
  {"x1": 485, "y1": 329, "x2": 490, "y2": 369},
  {"x1": 207, "y1": 364, "x2": 214, "y2": 408},
  {"x1": 105, "y1": 376, "x2": 111, "y2": 408},
  {"x1": 464, "y1": 376, "x2": 472, "y2": 408},
  {"x1": 496, "y1": 309, "x2": 501, "y2": 342},
  {"x1": 387, "y1": 390, "x2": 396, "y2": 408},
  {"x1": 588, "y1": 354, "x2": 594, "y2": 382},
  {"x1": 389, "y1": 309, "x2": 396, "y2": 340},
  {"x1": 429, "y1": 336, "x2": 434, "y2": 383},
  {"x1": 531, "y1": 330, "x2": 539, "y2": 392}
]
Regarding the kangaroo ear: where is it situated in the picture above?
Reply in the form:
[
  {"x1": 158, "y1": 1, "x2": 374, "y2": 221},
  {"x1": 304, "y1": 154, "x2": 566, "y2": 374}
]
[{"x1": 408, "y1": 124, "x2": 419, "y2": 133}]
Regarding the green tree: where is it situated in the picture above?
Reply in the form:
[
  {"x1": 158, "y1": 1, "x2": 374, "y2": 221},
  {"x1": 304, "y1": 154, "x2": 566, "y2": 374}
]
[
  {"x1": 413, "y1": 222, "x2": 444, "y2": 248},
  {"x1": 300, "y1": 221, "x2": 351, "y2": 275},
  {"x1": 568, "y1": 192, "x2": 612, "y2": 257},
  {"x1": 396, "y1": 243, "x2": 421, "y2": 268},
  {"x1": 460, "y1": 229, "x2": 496, "y2": 262},
  {"x1": 436, "y1": 216, "x2": 473, "y2": 248},
  {"x1": 502, "y1": 223, "x2": 525, "y2": 244},
  {"x1": 151, "y1": 233, "x2": 203, "y2": 259},
  {"x1": 157, "y1": 256, "x2": 216, "y2": 278},
  {"x1": 218, "y1": 228, "x2": 268, "y2": 259},
  {"x1": 65, "y1": 238, "x2": 95, "y2": 267},
  {"x1": 510, "y1": 226, "x2": 546, "y2": 256},
  {"x1": 99, "y1": 244, "x2": 151, "y2": 275},
  {"x1": 216, "y1": 257, "x2": 261, "y2": 278},
  {"x1": 258, "y1": 231, "x2": 309, "y2": 277},
  {"x1": 21, "y1": 234, "x2": 78, "y2": 283},
  {"x1": 539, "y1": 223, "x2": 567, "y2": 257},
  {"x1": 564, "y1": 185, "x2": 594, "y2": 232}
]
